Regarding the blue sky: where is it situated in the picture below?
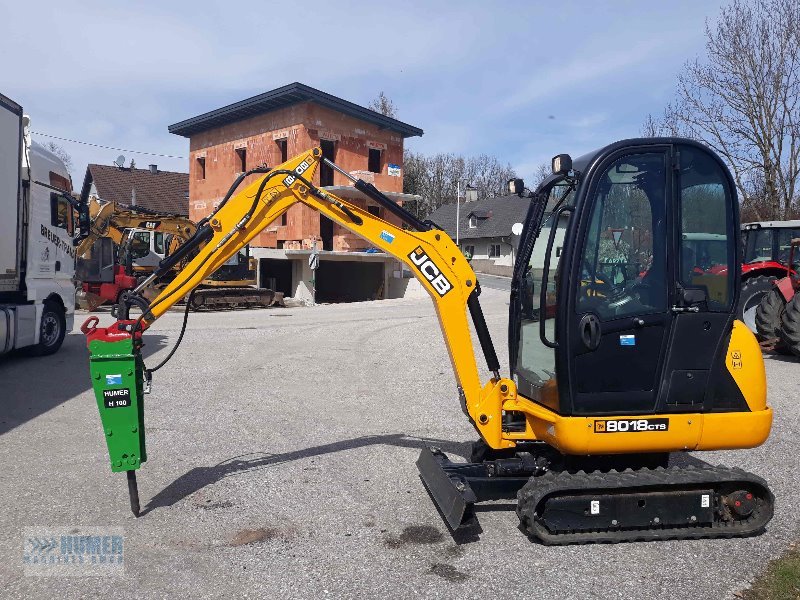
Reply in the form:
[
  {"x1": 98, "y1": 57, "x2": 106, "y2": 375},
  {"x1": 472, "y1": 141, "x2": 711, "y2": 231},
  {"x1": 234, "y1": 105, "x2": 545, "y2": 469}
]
[{"x1": 1, "y1": 0, "x2": 724, "y2": 185}]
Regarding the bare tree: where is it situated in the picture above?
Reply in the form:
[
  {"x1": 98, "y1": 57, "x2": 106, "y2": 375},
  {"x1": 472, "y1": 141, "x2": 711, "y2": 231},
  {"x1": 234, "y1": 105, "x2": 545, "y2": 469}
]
[
  {"x1": 654, "y1": 0, "x2": 800, "y2": 220},
  {"x1": 530, "y1": 162, "x2": 551, "y2": 189},
  {"x1": 402, "y1": 149, "x2": 517, "y2": 218},
  {"x1": 641, "y1": 112, "x2": 684, "y2": 138},
  {"x1": 44, "y1": 141, "x2": 73, "y2": 173},
  {"x1": 368, "y1": 92, "x2": 397, "y2": 118}
]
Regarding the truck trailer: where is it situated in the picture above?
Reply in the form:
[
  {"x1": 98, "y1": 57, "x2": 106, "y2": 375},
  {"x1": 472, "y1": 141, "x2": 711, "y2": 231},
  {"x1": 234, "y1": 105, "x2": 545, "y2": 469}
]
[{"x1": 0, "y1": 92, "x2": 81, "y2": 356}]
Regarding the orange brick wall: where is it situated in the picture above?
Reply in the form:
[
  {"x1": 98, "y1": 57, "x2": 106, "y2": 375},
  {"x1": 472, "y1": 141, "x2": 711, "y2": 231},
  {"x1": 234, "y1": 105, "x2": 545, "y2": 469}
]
[{"x1": 187, "y1": 102, "x2": 406, "y2": 249}]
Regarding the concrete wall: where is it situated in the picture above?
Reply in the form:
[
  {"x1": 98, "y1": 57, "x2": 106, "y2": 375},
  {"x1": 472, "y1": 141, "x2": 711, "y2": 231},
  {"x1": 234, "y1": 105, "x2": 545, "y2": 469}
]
[{"x1": 187, "y1": 102, "x2": 406, "y2": 250}]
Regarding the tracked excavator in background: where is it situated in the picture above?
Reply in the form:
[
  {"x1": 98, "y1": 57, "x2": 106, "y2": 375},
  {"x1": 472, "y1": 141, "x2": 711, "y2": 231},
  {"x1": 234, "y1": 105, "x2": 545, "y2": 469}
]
[
  {"x1": 75, "y1": 196, "x2": 277, "y2": 310},
  {"x1": 82, "y1": 140, "x2": 774, "y2": 544}
]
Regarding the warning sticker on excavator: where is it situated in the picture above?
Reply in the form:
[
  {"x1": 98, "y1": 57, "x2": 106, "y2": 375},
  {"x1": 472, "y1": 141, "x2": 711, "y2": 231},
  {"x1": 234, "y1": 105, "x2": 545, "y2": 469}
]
[{"x1": 731, "y1": 350, "x2": 743, "y2": 369}]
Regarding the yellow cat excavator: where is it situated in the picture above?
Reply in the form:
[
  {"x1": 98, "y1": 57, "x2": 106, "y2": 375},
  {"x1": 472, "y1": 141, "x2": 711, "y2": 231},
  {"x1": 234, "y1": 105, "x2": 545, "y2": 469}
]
[
  {"x1": 82, "y1": 139, "x2": 774, "y2": 544},
  {"x1": 76, "y1": 196, "x2": 276, "y2": 310}
]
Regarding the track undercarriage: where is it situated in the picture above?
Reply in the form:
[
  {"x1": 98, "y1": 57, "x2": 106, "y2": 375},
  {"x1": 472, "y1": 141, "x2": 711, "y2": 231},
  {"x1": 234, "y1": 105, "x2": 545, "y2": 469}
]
[
  {"x1": 189, "y1": 287, "x2": 283, "y2": 310},
  {"x1": 417, "y1": 443, "x2": 774, "y2": 545}
]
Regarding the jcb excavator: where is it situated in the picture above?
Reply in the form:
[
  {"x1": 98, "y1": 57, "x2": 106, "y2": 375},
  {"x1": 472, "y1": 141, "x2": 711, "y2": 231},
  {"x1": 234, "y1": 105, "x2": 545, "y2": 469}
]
[
  {"x1": 76, "y1": 196, "x2": 277, "y2": 310},
  {"x1": 82, "y1": 139, "x2": 774, "y2": 544}
]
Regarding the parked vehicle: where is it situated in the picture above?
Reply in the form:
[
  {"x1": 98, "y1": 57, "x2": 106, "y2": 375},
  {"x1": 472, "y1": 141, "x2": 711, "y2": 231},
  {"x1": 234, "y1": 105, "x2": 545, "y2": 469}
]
[
  {"x1": 755, "y1": 236, "x2": 800, "y2": 355},
  {"x1": 739, "y1": 220, "x2": 800, "y2": 331},
  {"x1": 0, "y1": 92, "x2": 87, "y2": 356}
]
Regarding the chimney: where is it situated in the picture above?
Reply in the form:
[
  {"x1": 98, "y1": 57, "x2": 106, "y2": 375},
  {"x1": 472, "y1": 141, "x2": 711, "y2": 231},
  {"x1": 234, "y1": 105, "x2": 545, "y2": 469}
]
[{"x1": 149, "y1": 164, "x2": 158, "y2": 174}]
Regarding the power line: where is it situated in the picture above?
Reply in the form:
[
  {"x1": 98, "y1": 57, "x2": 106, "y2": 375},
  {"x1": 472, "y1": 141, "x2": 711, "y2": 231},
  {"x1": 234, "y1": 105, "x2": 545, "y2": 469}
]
[{"x1": 31, "y1": 131, "x2": 187, "y2": 160}]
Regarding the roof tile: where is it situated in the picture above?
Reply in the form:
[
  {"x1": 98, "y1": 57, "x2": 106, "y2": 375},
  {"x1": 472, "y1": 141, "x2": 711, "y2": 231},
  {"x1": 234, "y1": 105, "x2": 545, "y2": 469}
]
[
  {"x1": 428, "y1": 194, "x2": 532, "y2": 240},
  {"x1": 80, "y1": 165, "x2": 189, "y2": 216}
]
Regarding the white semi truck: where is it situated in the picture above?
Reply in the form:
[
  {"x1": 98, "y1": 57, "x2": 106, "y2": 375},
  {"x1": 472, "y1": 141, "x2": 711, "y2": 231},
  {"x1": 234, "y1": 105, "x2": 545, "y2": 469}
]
[{"x1": 0, "y1": 92, "x2": 86, "y2": 356}]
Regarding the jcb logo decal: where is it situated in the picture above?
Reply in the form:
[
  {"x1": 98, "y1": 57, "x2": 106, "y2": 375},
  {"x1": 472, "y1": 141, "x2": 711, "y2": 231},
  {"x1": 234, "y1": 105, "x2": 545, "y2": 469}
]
[
  {"x1": 283, "y1": 160, "x2": 311, "y2": 187},
  {"x1": 408, "y1": 247, "x2": 452, "y2": 297}
]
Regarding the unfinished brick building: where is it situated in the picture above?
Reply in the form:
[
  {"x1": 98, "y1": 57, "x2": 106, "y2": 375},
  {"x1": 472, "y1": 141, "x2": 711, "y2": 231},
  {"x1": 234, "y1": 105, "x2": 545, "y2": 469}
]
[{"x1": 168, "y1": 82, "x2": 425, "y2": 303}]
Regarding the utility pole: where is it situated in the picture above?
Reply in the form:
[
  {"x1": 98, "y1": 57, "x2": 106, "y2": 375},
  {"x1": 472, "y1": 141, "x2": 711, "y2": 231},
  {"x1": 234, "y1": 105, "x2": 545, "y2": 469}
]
[{"x1": 456, "y1": 181, "x2": 461, "y2": 245}]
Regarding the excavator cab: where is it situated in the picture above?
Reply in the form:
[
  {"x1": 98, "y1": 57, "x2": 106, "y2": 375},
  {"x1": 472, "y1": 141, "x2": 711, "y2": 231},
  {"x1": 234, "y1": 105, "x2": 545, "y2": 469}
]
[{"x1": 510, "y1": 140, "x2": 741, "y2": 418}]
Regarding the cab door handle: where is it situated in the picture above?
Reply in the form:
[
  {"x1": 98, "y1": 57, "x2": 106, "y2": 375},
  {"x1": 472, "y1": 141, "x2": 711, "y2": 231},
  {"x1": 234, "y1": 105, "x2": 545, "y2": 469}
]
[{"x1": 579, "y1": 313, "x2": 601, "y2": 350}]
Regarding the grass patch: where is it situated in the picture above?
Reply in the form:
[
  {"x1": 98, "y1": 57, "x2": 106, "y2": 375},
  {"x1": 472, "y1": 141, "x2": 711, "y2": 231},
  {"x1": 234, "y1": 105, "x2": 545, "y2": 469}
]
[{"x1": 740, "y1": 543, "x2": 800, "y2": 600}]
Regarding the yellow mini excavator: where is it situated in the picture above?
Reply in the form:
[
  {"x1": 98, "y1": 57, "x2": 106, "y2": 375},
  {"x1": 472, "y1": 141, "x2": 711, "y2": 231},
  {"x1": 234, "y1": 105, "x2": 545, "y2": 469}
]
[{"x1": 82, "y1": 139, "x2": 774, "y2": 544}]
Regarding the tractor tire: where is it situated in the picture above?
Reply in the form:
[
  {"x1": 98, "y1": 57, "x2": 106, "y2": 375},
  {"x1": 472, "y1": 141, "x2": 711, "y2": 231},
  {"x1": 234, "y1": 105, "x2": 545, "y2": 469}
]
[
  {"x1": 755, "y1": 287, "x2": 787, "y2": 341},
  {"x1": 738, "y1": 275, "x2": 777, "y2": 333},
  {"x1": 23, "y1": 300, "x2": 66, "y2": 356},
  {"x1": 779, "y1": 293, "x2": 800, "y2": 356}
]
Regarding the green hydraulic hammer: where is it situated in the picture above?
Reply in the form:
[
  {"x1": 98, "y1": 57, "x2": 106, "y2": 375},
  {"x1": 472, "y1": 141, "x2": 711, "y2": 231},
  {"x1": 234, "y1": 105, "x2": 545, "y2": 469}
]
[{"x1": 82, "y1": 316, "x2": 146, "y2": 515}]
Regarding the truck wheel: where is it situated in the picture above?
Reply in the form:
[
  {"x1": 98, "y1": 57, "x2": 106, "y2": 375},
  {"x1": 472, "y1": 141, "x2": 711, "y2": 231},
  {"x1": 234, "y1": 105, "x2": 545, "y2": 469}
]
[
  {"x1": 25, "y1": 301, "x2": 66, "y2": 356},
  {"x1": 755, "y1": 288, "x2": 787, "y2": 341},
  {"x1": 779, "y1": 293, "x2": 800, "y2": 356},
  {"x1": 738, "y1": 275, "x2": 776, "y2": 332}
]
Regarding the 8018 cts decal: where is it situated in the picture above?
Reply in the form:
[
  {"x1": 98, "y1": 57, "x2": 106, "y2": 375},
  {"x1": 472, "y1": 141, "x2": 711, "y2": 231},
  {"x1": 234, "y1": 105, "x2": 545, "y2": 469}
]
[
  {"x1": 408, "y1": 247, "x2": 452, "y2": 296},
  {"x1": 594, "y1": 418, "x2": 669, "y2": 433}
]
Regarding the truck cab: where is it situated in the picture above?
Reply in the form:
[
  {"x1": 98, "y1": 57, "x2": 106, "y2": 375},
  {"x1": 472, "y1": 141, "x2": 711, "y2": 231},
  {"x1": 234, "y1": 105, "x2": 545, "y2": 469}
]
[{"x1": 0, "y1": 92, "x2": 82, "y2": 356}]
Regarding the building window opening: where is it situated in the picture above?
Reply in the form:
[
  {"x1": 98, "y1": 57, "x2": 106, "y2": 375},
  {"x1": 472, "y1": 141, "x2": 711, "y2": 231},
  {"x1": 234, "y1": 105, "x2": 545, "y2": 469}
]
[
  {"x1": 281, "y1": 212, "x2": 288, "y2": 226},
  {"x1": 320, "y1": 140, "x2": 336, "y2": 187},
  {"x1": 276, "y1": 139, "x2": 288, "y2": 163},
  {"x1": 196, "y1": 157, "x2": 206, "y2": 180},
  {"x1": 367, "y1": 205, "x2": 381, "y2": 218},
  {"x1": 235, "y1": 147, "x2": 246, "y2": 173},
  {"x1": 489, "y1": 243, "x2": 501, "y2": 258},
  {"x1": 368, "y1": 148, "x2": 382, "y2": 174},
  {"x1": 469, "y1": 215, "x2": 477, "y2": 228}
]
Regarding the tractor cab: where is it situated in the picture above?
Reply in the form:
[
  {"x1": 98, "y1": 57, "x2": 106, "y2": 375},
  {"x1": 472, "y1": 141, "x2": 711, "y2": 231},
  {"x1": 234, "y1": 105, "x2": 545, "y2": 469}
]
[{"x1": 509, "y1": 138, "x2": 742, "y2": 418}]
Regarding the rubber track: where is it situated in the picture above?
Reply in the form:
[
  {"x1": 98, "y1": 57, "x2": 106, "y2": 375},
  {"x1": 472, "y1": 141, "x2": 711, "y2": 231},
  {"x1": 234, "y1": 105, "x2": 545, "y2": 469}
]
[{"x1": 516, "y1": 465, "x2": 773, "y2": 545}]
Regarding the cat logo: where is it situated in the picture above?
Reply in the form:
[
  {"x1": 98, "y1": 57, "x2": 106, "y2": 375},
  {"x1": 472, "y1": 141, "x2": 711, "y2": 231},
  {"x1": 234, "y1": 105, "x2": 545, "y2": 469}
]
[{"x1": 408, "y1": 247, "x2": 452, "y2": 297}]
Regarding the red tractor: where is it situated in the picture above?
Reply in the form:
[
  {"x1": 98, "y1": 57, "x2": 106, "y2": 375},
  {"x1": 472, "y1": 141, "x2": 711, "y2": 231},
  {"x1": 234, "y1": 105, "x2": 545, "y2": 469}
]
[
  {"x1": 739, "y1": 220, "x2": 800, "y2": 332},
  {"x1": 750, "y1": 228, "x2": 800, "y2": 355}
]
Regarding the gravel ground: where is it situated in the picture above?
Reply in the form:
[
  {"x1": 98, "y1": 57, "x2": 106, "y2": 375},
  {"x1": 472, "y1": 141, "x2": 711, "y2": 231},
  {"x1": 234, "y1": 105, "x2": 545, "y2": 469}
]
[{"x1": 1, "y1": 288, "x2": 798, "y2": 599}]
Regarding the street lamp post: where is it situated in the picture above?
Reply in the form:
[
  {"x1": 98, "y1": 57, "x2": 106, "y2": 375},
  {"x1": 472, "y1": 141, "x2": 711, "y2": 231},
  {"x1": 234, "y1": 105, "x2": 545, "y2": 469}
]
[{"x1": 456, "y1": 181, "x2": 461, "y2": 245}]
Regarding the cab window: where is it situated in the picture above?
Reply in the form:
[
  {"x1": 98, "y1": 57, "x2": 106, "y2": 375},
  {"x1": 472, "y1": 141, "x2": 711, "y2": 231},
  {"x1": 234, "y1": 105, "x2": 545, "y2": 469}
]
[
  {"x1": 776, "y1": 228, "x2": 800, "y2": 268},
  {"x1": 514, "y1": 183, "x2": 575, "y2": 404},
  {"x1": 576, "y1": 152, "x2": 668, "y2": 320},
  {"x1": 129, "y1": 231, "x2": 151, "y2": 260},
  {"x1": 153, "y1": 232, "x2": 164, "y2": 255},
  {"x1": 744, "y1": 228, "x2": 773, "y2": 263},
  {"x1": 678, "y1": 145, "x2": 734, "y2": 310},
  {"x1": 50, "y1": 193, "x2": 71, "y2": 232}
]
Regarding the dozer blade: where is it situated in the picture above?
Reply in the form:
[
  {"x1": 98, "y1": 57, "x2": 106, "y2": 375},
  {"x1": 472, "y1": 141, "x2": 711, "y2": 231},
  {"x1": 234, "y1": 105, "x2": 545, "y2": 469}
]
[
  {"x1": 417, "y1": 447, "x2": 478, "y2": 530},
  {"x1": 416, "y1": 447, "x2": 530, "y2": 532}
]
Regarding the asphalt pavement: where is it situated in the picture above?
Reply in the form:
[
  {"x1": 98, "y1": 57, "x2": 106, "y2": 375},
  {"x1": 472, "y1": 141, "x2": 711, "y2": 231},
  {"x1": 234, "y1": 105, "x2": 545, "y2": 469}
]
[
  {"x1": 1, "y1": 288, "x2": 798, "y2": 599},
  {"x1": 476, "y1": 273, "x2": 511, "y2": 291}
]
